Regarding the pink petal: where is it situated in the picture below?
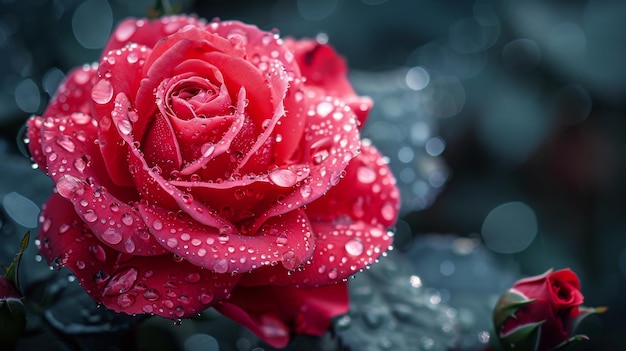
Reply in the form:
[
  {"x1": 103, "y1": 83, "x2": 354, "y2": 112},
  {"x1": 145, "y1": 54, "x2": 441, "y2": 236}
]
[
  {"x1": 110, "y1": 93, "x2": 233, "y2": 230},
  {"x1": 141, "y1": 112, "x2": 183, "y2": 175},
  {"x1": 139, "y1": 205, "x2": 315, "y2": 275},
  {"x1": 38, "y1": 193, "x2": 239, "y2": 318},
  {"x1": 102, "y1": 16, "x2": 205, "y2": 59},
  {"x1": 248, "y1": 95, "x2": 361, "y2": 233},
  {"x1": 91, "y1": 43, "x2": 152, "y2": 187},
  {"x1": 216, "y1": 282, "x2": 348, "y2": 348},
  {"x1": 286, "y1": 39, "x2": 372, "y2": 127},
  {"x1": 241, "y1": 145, "x2": 399, "y2": 287},
  {"x1": 36, "y1": 113, "x2": 166, "y2": 256}
]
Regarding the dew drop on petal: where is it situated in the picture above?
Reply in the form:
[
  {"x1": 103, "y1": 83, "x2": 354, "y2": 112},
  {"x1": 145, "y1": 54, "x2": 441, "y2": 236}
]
[
  {"x1": 275, "y1": 233, "x2": 288, "y2": 246},
  {"x1": 213, "y1": 259, "x2": 229, "y2": 274},
  {"x1": 316, "y1": 101, "x2": 334, "y2": 117},
  {"x1": 185, "y1": 272, "x2": 201, "y2": 283},
  {"x1": 381, "y1": 202, "x2": 396, "y2": 222},
  {"x1": 89, "y1": 244, "x2": 107, "y2": 262},
  {"x1": 357, "y1": 166, "x2": 377, "y2": 184},
  {"x1": 268, "y1": 169, "x2": 297, "y2": 188},
  {"x1": 281, "y1": 251, "x2": 297, "y2": 270},
  {"x1": 91, "y1": 79, "x2": 114, "y2": 104},
  {"x1": 143, "y1": 288, "x2": 160, "y2": 301},
  {"x1": 300, "y1": 185, "x2": 312, "y2": 198},
  {"x1": 121, "y1": 212, "x2": 134, "y2": 226},
  {"x1": 102, "y1": 228, "x2": 123, "y2": 244},
  {"x1": 345, "y1": 238, "x2": 364, "y2": 256},
  {"x1": 166, "y1": 237, "x2": 178, "y2": 248},
  {"x1": 152, "y1": 219, "x2": 163, "y2": 230},
  {"x1": 56, "y1": 136, "x2": 76, "y2": 153},
  {"x1": 104, "y1": 267, "x2": 138, "y2": 296},
  {"x1": 118, "y1": 119, "x2": 132, "y2": 135},
  {"x1": 328, "y1": 268, "x2": 338, "y2": 279},
  {"x1": 56, "y1": 175, "x2": 85, "y2": 199},
  {"x1": 117, "y1": 293, "x2": 135, "y2": 308},
  {"x1": 198, "y1": 291, "x2": 213, "y2": 304},
  {"x1": 115, "y1": 21, "x2": 136, "y2": 42},
  {"x1": 126, "y1": 52, "x2": 139, "y2": 64},
  {"x1": 83, "y1": 209, "x2": 98, "y2": 222}
]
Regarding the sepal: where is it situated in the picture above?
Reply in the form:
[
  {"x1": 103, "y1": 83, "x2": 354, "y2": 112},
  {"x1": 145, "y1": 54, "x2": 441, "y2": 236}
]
[
  {"x1": 493, "y1": 290, "x2": 536, "y2": 327},
  {"x1": 498, "y1": 320, "x2": 544, "y2": 351}
]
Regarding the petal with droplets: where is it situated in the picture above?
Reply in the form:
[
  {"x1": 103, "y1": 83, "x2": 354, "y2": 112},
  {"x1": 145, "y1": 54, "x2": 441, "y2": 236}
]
[
  {"x1": 241, "y1": 145, "x2": 399, "y2": 287},
  {"x1": 140, "y1": 205, "x2": 316, "y2": 274},
  {"x1": 37, "y1": 113, "x2": 166, "y2": 256},
  {"x1": 38, "y1": 193, "x2": 239, "y2": 318},
  {"x1": 216, "y1": 283, "x2": 348, "y2": 348},
  {"x1": 285, "y1": 39, "x2": 373, "y2": 127}
]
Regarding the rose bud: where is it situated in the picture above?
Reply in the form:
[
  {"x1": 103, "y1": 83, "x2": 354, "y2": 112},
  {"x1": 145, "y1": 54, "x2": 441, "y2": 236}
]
[
  {"x1": 26, "y1": 15, "x2": 399, "y2": 348},
  {"x1": 493, "y1": 268, "x2": 605, "y2": 351},
  {"x1": 0, "y1": 275, "x2": 26, "y2": 348}
]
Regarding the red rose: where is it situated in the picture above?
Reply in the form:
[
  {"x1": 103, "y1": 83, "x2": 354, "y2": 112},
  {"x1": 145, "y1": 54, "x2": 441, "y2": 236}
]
[
  {"x1": 27, "y1": 15, "x2": 399, "y2": 347},
  {"x1": 494, "y1": 269, "x2": 586, "y2": 350}
]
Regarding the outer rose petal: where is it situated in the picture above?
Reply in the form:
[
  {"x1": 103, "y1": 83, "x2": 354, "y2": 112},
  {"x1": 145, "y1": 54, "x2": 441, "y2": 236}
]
[
  {"x1": 140, "y1": 205, "x2": 315, "y2": 275},
  {"x1": 38, "y1": 193, "x2": 239, "y2": 318},
  {"x1": 102, "y1": 16, "x2": 205, "y2": 58},
  {"x1": 32, "y1": 113, "x2": 166, "y2": 256},
  {"x1": 285, "y1": 38, "x2": 373, "y2": 126},
  {"x1": 216, "y1": 283, "x2": 349, "y2": 348},
  {"x1": 92, "y1": 43, "x2": 152, "y2": 187},
  {"x1": 241, "y1": 144, "x2": 398, "y2": 287}
]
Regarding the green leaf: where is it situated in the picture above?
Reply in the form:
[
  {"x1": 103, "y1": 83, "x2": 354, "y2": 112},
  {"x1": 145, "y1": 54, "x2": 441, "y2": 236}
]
[
  {"x1": 498, "y1": 321, "x2": 544, "y2": 351},
  {"x1": 148, "y1": 0, "x2": 181, "y2": 18},
  {"x1": 3, "y1": 231, "x2": 30, "y2": 292},
  {"x1": 493, "y1": 290, "x2": 536, "y2": 327},
  {"x1": 570, "y1": 306, "x2": 607, "y2": 333},
  {"x1": 0, "y1": 297, "x2": 27, "y2": 348}
]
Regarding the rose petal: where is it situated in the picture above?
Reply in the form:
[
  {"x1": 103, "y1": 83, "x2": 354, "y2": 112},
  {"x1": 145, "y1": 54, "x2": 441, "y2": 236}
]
[
  {"x1": 241, "y1": 145, "x2": 398, "y2": 287},
  {"x1": 102, "y1": 16, "x2": 205, "y2": 59},
  {"x1": 248, "y1": 95, "x2": 361, "y2": 233},
  {"x1": 286, "y1": 39, "x2": 372, "y2": 126},
  {"x1": 139, "y1": 205, "x2": 315, "y2": 275},
  {"x1": 35, "y1": 113, "x2": 166, "y2": 256},
  {"x1": 38, "y1": 193, "x2": 239, "y2": 318},
  {"x1": 142, "y1": 112, "x2": 183, "y2": 175},
  {"x1": 216, "y1": 283, "x2": 348, "y2": 348},
  {"x1": 207, "y1": 21, "x2": 306, "y2": 163},
  {"x1": 109, "y1": 92, "x2": 233, "y2": 231},
  {"x1": 92, "y1": 43, "x2": 152, "y2": 187}
]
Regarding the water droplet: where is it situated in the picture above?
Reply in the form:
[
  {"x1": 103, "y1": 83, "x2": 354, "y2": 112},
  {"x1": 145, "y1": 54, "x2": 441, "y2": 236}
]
[
  {"x1": 89, "y1": 244, "x2": 107, "y2": 262},
  {"x1": 167, "y1": 237, "x2": 178, "y2": 248},
  {"x1": 345, "y1": 238, "x2": 364, "y2": 256},
  {"x1": 213, "y1": 258, "x2": 229, "y2": 273},
  {"x1": 118, "y1": 119, "x2": 132, "y2": 135},
  {"x1": 357, "y1": 166, "x2": 376, "y2": 184},
  {"x1": 56, "y1": 136, "x2": 76, "y2": 153},
  {"x1": 328, "y1": 268, "x2": 338, "y2": 279},
  {"x1": 299, "y1": 185, "x2": 312, "y2": 198},
  {"x1": 275, "y1": 233, "x2": 288, "y2": 246},
  {"x1": 83, "y1": 209, "x2": 98, "y2": 222},
  {"x1": 91, "y1": 79, "x2": 114, "y2": 104},
  {"x1": 185, "y1": 272, "x2": 201, "y2": 283},
  {"x1": 75, "y1": 260, "x2": 86, "y2": 270},
  {"x1": 198, "y1": 291, "x2": 214, "y2": 304},
  {"x1": 117, "y1": 293, "x2": 135, "y2": 308},
  {"x1": 152, "y1": 219, "x2": 163, "y2": 230},
  {"x1": 94, "y1": 270, "x2": 110, "y2": 285},
  {"x1": 281, "y1": 251, "x2": 297, "y2": 270},
  {"x1": 126, "y1": 52, "x2": 139, "y2": 64},
  {"x1": 143, "y1": 288, "x2": 160, "y2": 301},
  {"x1": 121, "y1": 212, "x2": 134, "y2": 226},
  {"x1": 381, "y1": 202, "x2": 396, "y2": 222},
  {"x1": 316, "y1": 101, "x2": 334, "y2": 117},
  {"x1": 103, "y1": 267, "x2": 138, "y2": 296},
  {"x1": 102, "y1": 228, "x2": 123, "y2": 244},
  {"x1": 56, "y1": 175, "x2": 85, "y2": 199},
  {"x1": 124, "y1": 237, "x2": 136, "y2": 253},
  {"x1": 268, "y1": 168, "x2": 297, "y2": 187},
  {"x1": 200, "y1": 142, "x2": 215, "y2": 157},
  {"x1": 115, "y1": 21, "x2": 136, "y2": 42}
]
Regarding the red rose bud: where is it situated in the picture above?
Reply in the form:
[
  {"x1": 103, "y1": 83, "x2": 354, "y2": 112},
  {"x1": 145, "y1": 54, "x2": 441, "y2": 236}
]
[
  {"x1": 26, "y1": 15, "x2": 400, "y2": 348},
  {"x1": 0, "y1": 276, "x2": 26, "y2": 348},
  {"x1": 493, "y1": 268, "x2": 605, "y2": 351}
]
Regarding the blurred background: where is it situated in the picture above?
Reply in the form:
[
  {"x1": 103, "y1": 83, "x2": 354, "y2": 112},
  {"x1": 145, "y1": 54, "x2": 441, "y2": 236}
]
[{"x1": 1, "y1": 0, "x2": 624, "y2": 349}]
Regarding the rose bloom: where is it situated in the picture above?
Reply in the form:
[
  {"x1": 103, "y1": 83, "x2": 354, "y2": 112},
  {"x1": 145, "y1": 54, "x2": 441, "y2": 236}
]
[
  {"x1": 496, "y1": 269, "x2": 585, "y2": 350},
  {"x1": 27, "y1": 15, "x2": 399, "y2": 347}
]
